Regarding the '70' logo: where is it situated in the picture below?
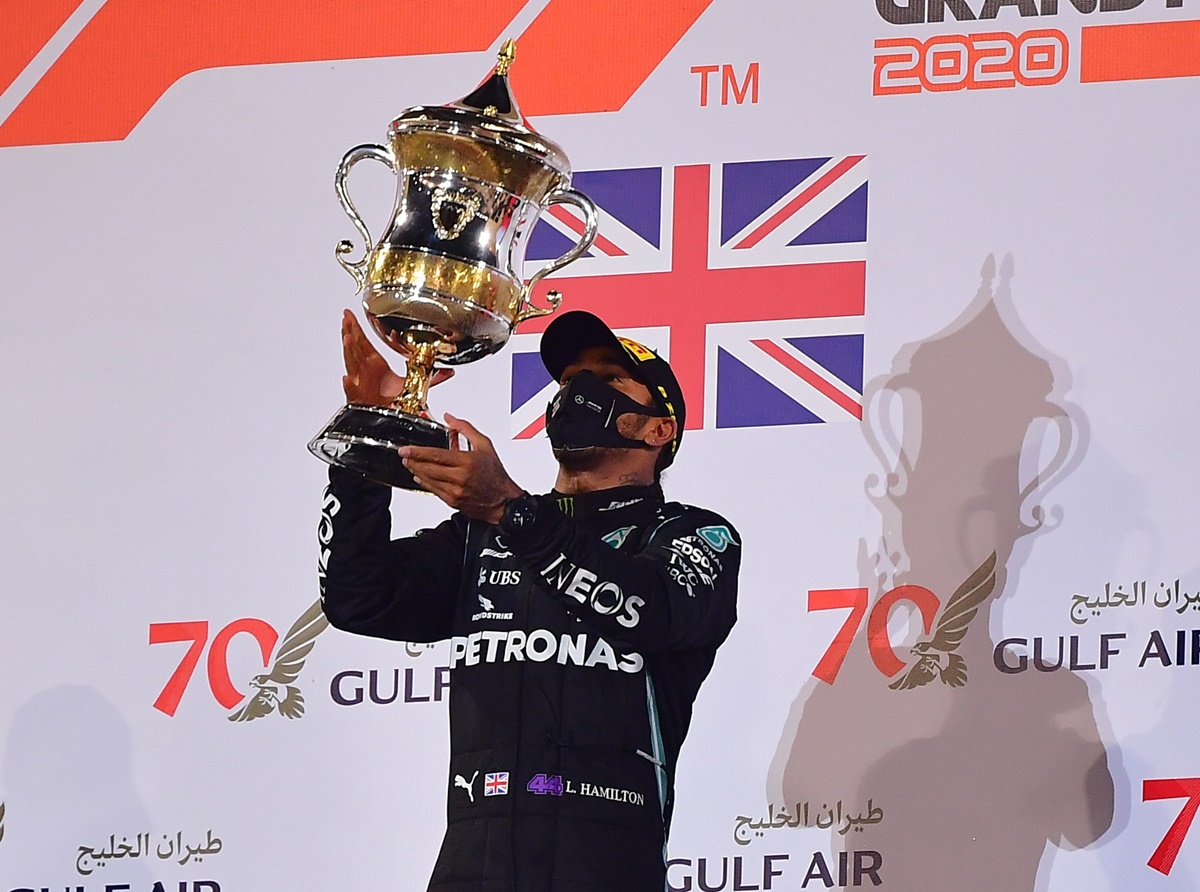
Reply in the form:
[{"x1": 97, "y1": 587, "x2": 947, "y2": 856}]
[
  {"x1": 809, "y1": 554, "x2": 997, "y2": 690},
  {"x1": 1145, "y1": 778, "x2": 1200, "y2": 877},
  {"x1": 149, "y1": 601, "x2": 327, "y2": 720}
]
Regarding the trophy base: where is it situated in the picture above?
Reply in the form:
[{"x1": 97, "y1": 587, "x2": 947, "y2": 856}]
[{"x1": 308, "y1": 404, "x2": 451, "y2": 490}]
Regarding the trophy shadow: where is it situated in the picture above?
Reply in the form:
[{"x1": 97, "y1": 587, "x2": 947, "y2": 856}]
[{"x1": 767, "y1": 254, "x2": 1120, "y2": 891}]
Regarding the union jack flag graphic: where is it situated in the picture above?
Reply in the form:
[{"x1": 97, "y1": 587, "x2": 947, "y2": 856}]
[
  {"x1": 484, "y1": 772, "x2": 509, "y2": 797},
  {"x1": 510, "y1": 158, "x2": 867, "y2": 437}
]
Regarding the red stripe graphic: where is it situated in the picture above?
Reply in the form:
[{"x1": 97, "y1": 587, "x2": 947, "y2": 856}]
[
  {"x1": 1081, "y1": 20, "x2": 1200, "y2": 83},
  {"x1": 733, "y1": 155, "x2": 866, "y2": 250},
  {"x1": 516, "y1": 413, "x2": 547, "y2": 440},
  {"x1": 0, "y1": 0, "x2": 717, "y2": 148},
  {"x1": 513, "y1": 0, "x2": 717, "y2": 116},
  {"x1": 750, "y1": 338, "x2": 863, "y2": 420},
  {"x1": 0, "y1": 0, "x2": 523, "y2": 147},
  {"x1": 0, "y1": 0, "x2": 83, "y2": 97},
  {"x1": 547, "y1": 205, "x2": 627, "y2": 257}
]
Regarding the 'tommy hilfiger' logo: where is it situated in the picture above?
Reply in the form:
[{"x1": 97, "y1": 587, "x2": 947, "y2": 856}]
[
  {"x1": 600, "y1": 498, "x2": 644, "y2": 512},
  {"x1": 149, "y1": 600, "x2": 328, "y2": 721},
  {"x1": 479, "y1": 533, "x2": 513, "y2": 560},
  {"x1": 808, "y1": 553, "x2": 998, "y2": 689}
]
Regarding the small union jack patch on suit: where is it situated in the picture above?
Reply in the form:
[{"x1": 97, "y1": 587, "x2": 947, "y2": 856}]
[{"x1": 484, "y1": 772, "x2": 510, "y2": 797}]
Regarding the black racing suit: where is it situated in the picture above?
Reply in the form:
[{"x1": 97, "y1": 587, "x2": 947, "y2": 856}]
[{"x1": 319, "y1": 467, "x2": 740, "y2": 892}]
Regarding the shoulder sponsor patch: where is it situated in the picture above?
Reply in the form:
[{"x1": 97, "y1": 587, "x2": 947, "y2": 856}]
[{"x1": 698, "y1": 525, "x2": 739, "y2": 552}]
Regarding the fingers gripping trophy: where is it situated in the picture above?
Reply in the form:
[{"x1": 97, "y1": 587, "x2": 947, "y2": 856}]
[{"x1": 309, "y1": 40, "x2": 599, "y2": 489}]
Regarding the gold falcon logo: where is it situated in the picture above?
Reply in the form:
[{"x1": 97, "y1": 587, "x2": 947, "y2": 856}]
[
  {"x1": 889, "y1": 553, "x2": 998, "y2": 691},
  {"x1": 228, "y1": 600, "x2": 328, "y2": 722}
]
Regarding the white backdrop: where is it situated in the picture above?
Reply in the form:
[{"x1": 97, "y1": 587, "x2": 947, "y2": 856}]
[{"x1": 2, "y1": 1, "x2": 1199, "y2": 889}]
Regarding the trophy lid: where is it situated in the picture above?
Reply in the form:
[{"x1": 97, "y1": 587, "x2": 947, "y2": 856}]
[
  {"x1": 451, "y1": 38, "x2": 524, "y2": 123},
  {"x1": 389, "y1": 39, "x2": 572, "y2": 177}
]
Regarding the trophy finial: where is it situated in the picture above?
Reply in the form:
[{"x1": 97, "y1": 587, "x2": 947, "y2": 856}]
[
  {"x1": 452, "y1": 39, "x2": 523, "y2": 121},
  {"x1": 496, "y1": 39, "x2": 516, "y2": 76}
]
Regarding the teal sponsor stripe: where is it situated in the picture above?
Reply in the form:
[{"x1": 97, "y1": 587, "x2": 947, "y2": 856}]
[{"x1": 644, "y1": 673, "x2": 669, "y2": 841}]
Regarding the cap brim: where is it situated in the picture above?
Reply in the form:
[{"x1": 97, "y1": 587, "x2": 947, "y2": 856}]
[
  {"x1": 540, "y1": 311, "x2": 627, "y2": 381},
  {"x1": 539, "y1": 310, "x2": 686, "y2": 467}
]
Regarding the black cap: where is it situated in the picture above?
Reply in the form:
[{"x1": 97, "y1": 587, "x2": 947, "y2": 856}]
[{"x1": 540, "y1": 310, "x2": 686, "y2": 467}]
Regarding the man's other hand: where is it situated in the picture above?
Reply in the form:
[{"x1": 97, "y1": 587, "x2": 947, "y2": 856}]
[{"x1": 400, "y1": 415, "x2": 524, "y2": 523}]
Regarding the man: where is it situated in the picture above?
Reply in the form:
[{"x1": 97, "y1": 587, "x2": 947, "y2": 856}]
[{"x1": 321, "y1": 308, "x2": 740, "y2": 892}]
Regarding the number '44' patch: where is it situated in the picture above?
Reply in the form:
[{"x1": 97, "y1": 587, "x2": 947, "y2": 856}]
[{"x1": 526, "y1": 773, "x2": 565, "y2": 796}]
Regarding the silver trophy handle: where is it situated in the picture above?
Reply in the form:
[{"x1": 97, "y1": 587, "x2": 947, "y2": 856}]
[
  {"x1": 515, "y1": 187, "x2": 599, "y2": 324},
  {"x1": 334, "y1": 143, "x2": 397, "y2": 290}
]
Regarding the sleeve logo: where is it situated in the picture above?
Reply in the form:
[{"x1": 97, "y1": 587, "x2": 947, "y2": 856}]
[{"x1": 698, "y1": 525, "x2": 739, "y2": 552}]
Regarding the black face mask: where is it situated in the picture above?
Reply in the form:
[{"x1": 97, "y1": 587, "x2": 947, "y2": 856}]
[{"x1": 545, "y1": 370, "x2": 662, "y2": 452}]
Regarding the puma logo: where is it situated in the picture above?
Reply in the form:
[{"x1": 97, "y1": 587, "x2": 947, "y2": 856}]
[{"x1": 454, "y1": 770, "x2": 479, "y2": 803}]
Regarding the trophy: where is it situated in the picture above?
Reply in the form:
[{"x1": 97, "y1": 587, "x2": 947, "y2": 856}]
[{"x1": 309, "y1": 40, "x2": 599, "y2": 489}]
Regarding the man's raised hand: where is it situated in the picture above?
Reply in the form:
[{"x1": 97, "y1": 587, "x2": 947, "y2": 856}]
[{"x1": 340, "y1": 309, "x2": 452, "y2": 406}]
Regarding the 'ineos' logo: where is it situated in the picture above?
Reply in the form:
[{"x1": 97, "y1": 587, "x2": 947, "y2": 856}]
[
  {"x1": 589, "y1": 581, "x2": 626, "y2": 615},
  {"x1": 540, "y1": 554, "x2": 645, "y2": 629}
]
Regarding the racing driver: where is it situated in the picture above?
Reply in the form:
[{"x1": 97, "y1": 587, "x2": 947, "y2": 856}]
[{"x1": 320, "y1": 308, "x2": 741, "y2": 892}]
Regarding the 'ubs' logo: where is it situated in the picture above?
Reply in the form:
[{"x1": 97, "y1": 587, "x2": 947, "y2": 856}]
[{"x1": 479, "y1": 568, "x2": 522, "y2": 586}]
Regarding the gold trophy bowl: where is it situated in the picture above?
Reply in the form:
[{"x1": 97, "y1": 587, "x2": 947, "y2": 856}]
[{"x1": 309, "y1": 40, "x2": 599, "y2": 489}]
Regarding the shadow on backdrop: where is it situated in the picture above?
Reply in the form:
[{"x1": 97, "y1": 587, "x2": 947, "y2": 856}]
[
  {"x1": 768, "y1": 255, "x2": 1117, "y2": 890},
  {"x1": 2, "y1": 684, "x2": 155, "y2": 882}
]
